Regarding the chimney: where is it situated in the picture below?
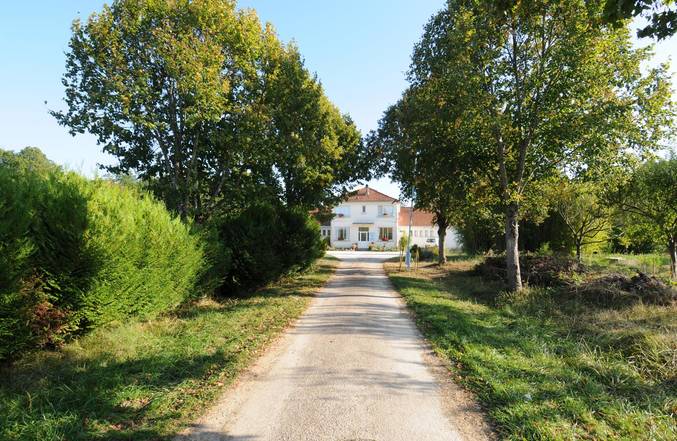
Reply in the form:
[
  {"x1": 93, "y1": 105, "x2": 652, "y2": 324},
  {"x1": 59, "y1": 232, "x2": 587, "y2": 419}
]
[{"x1": 365, "y1": 184, "x2": 369, "y2": 195}]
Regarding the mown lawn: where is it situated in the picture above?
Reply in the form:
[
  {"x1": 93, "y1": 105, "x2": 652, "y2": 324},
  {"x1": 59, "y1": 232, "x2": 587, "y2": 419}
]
[
  {"x1": 0, "y1": 257, "x2": 338, "y2": 441},
  {"x1": 385, "y1": 258, "x2": 676, "y2": 441}
]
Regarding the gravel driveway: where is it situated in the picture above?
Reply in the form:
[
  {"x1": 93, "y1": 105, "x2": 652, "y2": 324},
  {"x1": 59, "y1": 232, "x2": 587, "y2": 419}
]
[{"x1": 179, "y1": 251, "x2": 490, "y2": 441}]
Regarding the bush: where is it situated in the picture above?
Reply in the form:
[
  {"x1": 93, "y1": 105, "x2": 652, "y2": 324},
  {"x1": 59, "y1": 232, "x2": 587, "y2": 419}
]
[
  {"x1": 410, "y1": 244, "x2": 438, "y2": 262},
  {"x1": 0, "y1": 150, "x2": 205, "y2": 360},
  {"x1": 475, "y1": 254, "x2": 585, "y2": 287},
  {"x1": 216, "y1": 203, "x2": 325, "y2": 294}
]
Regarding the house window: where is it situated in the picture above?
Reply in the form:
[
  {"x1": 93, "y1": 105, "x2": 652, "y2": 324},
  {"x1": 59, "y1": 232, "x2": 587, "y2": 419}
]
[
  {"x1": 320, "y1": 227, "x2": 331, "y2": 240},
  {"x1": 378, "y1": 205, "x2": 394, "y2": 217},
  {"x1": 358, "y1": 227, "x2": 369, "y2": 242},
  {"x1": 379, "y1": 227, "x2": 393, "y2": 241},
  {"x1": 362, "y1": 205, "x2": 366, "y2": 213},
  {"x1": 424, "y1": 230, "x2": 428, "y2": 238},
  {"x1": 333, "y1": 205, "x2": 351, "y2": 217},
  {"x1": 336, "y1": 227, "x2": 349, "y2": 241}
]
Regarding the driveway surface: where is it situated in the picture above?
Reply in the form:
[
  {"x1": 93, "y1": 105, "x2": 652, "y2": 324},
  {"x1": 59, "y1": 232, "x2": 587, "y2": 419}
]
[{"x1": 180, "y1": 251, "x2": 471, "y2": 441}]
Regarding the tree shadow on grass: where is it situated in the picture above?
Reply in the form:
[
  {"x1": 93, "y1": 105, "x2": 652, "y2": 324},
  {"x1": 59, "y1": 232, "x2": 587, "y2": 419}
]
[
  {"x1": 1, "y1": 259, "x2": 337, "y2": 441},
  {"x1": 390, "y1": 271, "x2": 676, "y2": 438}
]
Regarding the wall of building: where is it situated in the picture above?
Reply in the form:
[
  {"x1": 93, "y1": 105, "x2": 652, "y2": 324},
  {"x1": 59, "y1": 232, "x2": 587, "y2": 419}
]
[
  {"x1": 330, "y1": 201, "x2": 399, "y2": 249},
  {"x1": 398, "y1": 226, "x2": 461, "y2": 250},
  {"x1": 325, "y1": 196, "x2": 462, "y2": 251}
]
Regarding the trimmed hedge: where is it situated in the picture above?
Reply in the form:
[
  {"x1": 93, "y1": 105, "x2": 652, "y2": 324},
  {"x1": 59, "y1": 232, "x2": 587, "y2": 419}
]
[{"x1": 0, "y1": 149, "x2": 205, "y2": 360}]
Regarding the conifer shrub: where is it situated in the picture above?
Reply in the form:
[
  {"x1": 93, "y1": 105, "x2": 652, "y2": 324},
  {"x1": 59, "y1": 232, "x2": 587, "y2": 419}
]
[
  {"x1": 0, "y1": 149, "x2": 205, "y2": 360},
  {"x1": 216, "y1": 203, "x2": 325, "y2": 294}
]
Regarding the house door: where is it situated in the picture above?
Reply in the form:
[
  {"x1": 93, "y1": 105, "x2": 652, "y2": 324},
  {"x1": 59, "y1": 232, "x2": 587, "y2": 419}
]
[{"x1": 358, "y1": 227, "x2": 369, "y2": 247}]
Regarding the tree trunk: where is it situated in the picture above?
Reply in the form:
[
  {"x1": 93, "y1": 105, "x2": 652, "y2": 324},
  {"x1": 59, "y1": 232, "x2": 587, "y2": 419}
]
[
  {"x1": 576, "y1": 242, "x2": 582, "y2": 263},
  {"x1": 505, "y1": 204, "x2": 522, "y2": 291},
  {"x1": 438, "y1": 227, "x2": 447, "y2": 264},
  {"x1": 669, "y1": 237, "x2": 676, "y2": 280}
]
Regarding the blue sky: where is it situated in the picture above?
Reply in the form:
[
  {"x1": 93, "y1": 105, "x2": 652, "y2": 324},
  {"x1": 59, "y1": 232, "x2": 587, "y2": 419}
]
[{"x1": 0, "y1": 1, "x2": 674, "y2": 200}]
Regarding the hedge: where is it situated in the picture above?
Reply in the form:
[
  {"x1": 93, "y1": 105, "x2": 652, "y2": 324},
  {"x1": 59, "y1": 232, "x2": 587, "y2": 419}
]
[
  {"x1": 1, "y1": 148, "x2": 328, "y2": 361},
  {"x1": 217, "y1": 203, "x2": 326, "y2": 294},
  {"x1": 0, "y1": 150, "x2": 205, "y2": 360}
]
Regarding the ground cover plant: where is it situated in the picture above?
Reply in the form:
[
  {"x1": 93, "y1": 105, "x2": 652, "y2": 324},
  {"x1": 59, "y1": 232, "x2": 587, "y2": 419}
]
[
  {"x1": 0, "y1": 257, "x2": 337, "y2": 441},
  {"x1": 385, "y1": 256, "x2": 676, "y2": 440}
]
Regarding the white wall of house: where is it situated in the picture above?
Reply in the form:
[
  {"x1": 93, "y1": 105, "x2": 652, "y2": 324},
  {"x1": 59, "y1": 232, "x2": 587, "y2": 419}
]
[
  {"x1": 398, "y1": 226, "x2": 460, "y2": 249},
  {"x1": 330, "y1": 201, "x2": 399, "y2": 249},
  {"x1": 325, "y1": 188, "x2": 461, "y2": 251}
]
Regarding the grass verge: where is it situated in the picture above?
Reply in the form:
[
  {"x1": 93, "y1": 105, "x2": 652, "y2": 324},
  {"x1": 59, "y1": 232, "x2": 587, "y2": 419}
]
[
  {"x1": 385, "y1": 258, "x2": 676, "y2": 441},
  {"x1": 0, "y1": 257, "x2": 338, "y2": 441}
]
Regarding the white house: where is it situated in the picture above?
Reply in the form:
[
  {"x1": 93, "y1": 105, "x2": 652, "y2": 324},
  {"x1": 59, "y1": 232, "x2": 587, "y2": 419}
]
[{"x1": 321, "y1": 186, "x2": 459, "y2": 250}]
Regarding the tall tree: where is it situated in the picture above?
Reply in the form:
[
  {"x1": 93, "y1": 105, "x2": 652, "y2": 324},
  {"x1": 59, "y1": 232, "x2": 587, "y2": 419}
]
[
  {"x1": 409, "y1": 0, "x2": 674, "y2": 290},
  {"x1": 372, "y1": 85, "x2": 479, "y2": 264},
  {"x1": 52, "y1": 0, "x2": 268, "y2": 219},
  {"x1": 53, "y1": 0, "x2": 369, "y2": 220},
  {"x1": 262, "y1": 44, "x2": 368, "y2": 209}
]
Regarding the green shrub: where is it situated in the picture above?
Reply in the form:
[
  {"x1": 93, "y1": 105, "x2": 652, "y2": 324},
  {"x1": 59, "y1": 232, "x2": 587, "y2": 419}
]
[
  {"x1": 0, "y1": 149, "x2": 205, "y2": 360},
  {"x1": 217, "y1": 203, "x2": 325, "y2": 294},
  {"x1": 78, "y1": 180, "x2": 205, "y2": 326}
]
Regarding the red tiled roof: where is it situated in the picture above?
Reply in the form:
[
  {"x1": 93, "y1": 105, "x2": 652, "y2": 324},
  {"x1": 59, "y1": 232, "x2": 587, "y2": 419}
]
[
  {"x1": 398, "y1": 207, "x2": 436, "y2": 227},
  {"x1": 345, "y1": 186, "x2": 397, "y2": 203}
]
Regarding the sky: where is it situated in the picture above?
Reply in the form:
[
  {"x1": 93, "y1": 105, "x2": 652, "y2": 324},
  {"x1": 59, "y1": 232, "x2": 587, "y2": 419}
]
[{"x1": 1, "y1": 1, "x2": 675, "y2": 201}]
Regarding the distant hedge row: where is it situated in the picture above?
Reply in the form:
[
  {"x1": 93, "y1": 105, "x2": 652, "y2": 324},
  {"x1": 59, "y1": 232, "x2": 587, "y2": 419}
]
[
  {"x1": 0, "y1": 148, "x2": 326, "y2": 361},
  {"x1": 0, "y1": 149, "x2": 205, "y2": 360}
]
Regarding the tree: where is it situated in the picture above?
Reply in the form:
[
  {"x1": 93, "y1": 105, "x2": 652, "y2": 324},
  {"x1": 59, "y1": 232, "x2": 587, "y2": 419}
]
[
  {"x1": 551, "y1": 180, "x2": 612, "y2": 261},
  {"x1": 409, "y1": 0, "x2": 674, "y2": 290},
  {"x1": 0, "y1": 147, "x2": 58, "y2": 175},
  {"x1": 615, "y1": 158, "x2": 677, "y2": 278},
  {"x1": 371, "y1": 83, "x2": 479, "y2": 264},
  {"x1": 53, "y1": 0, "x2": 369, "y2": 220},
  {"x1": 52, "y1": 0, "x2": 267, "y2": 219},
  {"x1": 602, "y1": 0, "x2": 677, "y2": 39},
  {"x1": 261, "y1": 44, "x2": 369, "y2": 210}
]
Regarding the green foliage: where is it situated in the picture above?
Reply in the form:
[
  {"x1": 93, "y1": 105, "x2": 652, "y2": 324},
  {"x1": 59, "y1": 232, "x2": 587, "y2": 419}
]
[
  {"x1": 549, "y1": 180, "x2": 613, "y2": 260},
  {"x1": 371, "y1": 81, "x2": 477, "y2": 262},
  {"x1": 602, "y1": 0, "x2": 677, "y2": 39},
  {"x1": 262, "y1": 43, "x2": 369, "y2": 209},
  {"x1": 610, "y1": 221, "x2": 662, "y2": 253},
  {"x1": 78, "y1": 180, "x2": 205, "y2": 326},
  {"x1": 0, "y1": 148, "x2": 204, "y2": 361},
  {"x1": 53, "y1": 0, "x2": 369, "y2": 220},
  {"x1": 216, "y1": 203, "x2": 325, "y2": 293},
  {"x1": 0, "y1": 258, "x2": 337, "y2": 441},
  {"x1": 615, "y1": 158, "x2": 677, "y2": 277},
  {"x1": 401, "y1": 0, "x2": 675, "y2": 290}
]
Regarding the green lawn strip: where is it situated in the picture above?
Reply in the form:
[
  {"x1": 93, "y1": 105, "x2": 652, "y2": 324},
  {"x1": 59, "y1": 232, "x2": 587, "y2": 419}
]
[
  {"x1": 0, "y1": 257, "x2": 338, "y2": 441},
  {"x1": 385, "y1": 262, "x2": 676, "y2": 441}
]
